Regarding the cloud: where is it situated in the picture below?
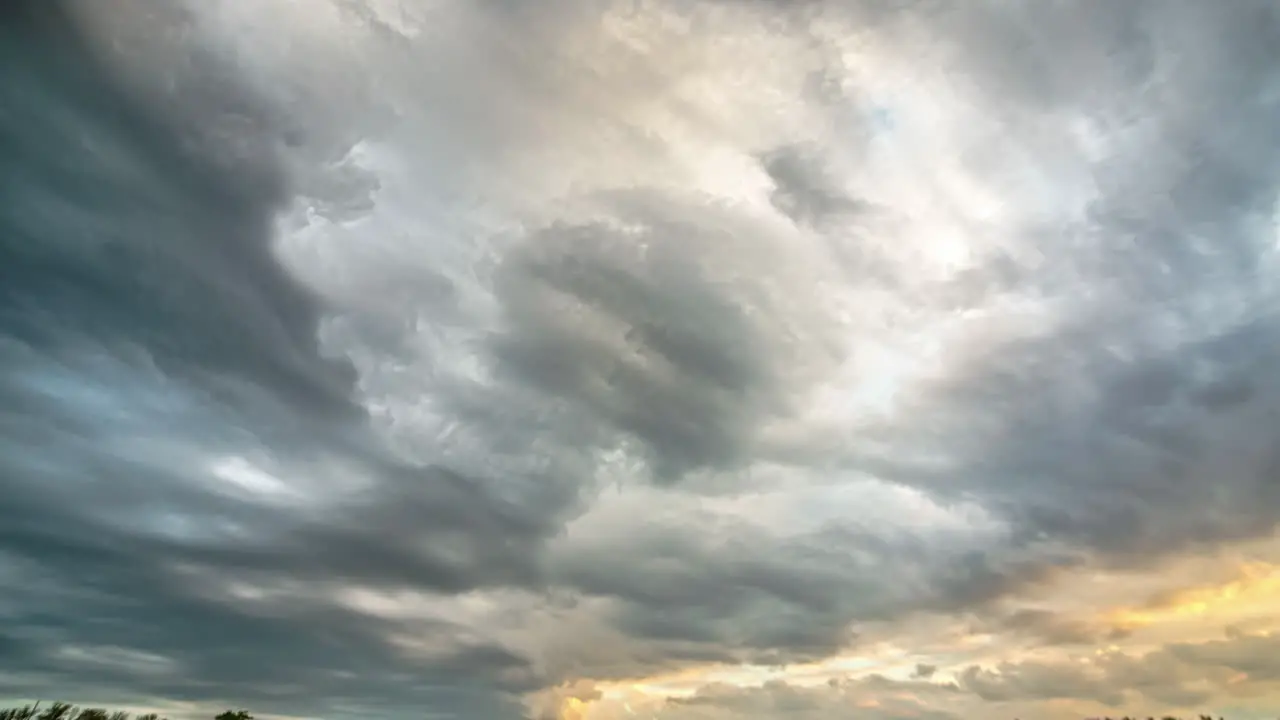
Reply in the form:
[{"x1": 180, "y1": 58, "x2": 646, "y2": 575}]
[
  {"x1": 980, "y1": 608, "x2": 1123, "y2": 647},
  {"x1": 0, "y1": 2, "x2": 552, "y2": 716},
  {"x1": 524, "y1": 680, "x2": 602, "y2": 720},
  {"x1": 954, "y1": 630, "x2": 1280, "y2": 710},
  {"x1": 1167, "y1": 632, "x2": 1280, "y2": 682},
  {"x1": 586, "y1": 629, "x2": 1280, "y2": 720},
  {"x1": 6, "y1": 0, "x2": 1280, "y2": 717},
  {"x1": 958, "y1": 660, "x2": 1128, "y2": 707},
  {"x1": 652, "y1": 676, "x2": 965, "y2": 720},
  {"x1": 486, "y1": 197, "x2": 808, "y2": 480},
  {"x1": 761, "y1": 144, "x2": 870, "y2": 230},
  {"x1": 868, "y1": 0, "x2": 1280, "y2": 564}
]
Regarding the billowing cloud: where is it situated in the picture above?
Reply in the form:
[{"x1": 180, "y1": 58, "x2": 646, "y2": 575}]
[{"x1": 5, "y1": 0, "x2": 1280, "y2": 718}]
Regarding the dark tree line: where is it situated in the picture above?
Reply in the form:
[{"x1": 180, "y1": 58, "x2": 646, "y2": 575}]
[
  {"x1": 1081, "y1": 716, "x2": 1225, "y2": 720},
  {"x1": 0, "y1": 703, "x2": 253, "y2": 720}
]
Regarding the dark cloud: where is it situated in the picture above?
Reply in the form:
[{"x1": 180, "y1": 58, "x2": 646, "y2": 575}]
[
  {"x1": 488, "y1": 196, "x2": 807, "y2": 482},
  {"x1": 0, "y1": 541, "x2": 533, "y2": 719},
  {"x1": 542, "y1": 510, "x2": 1070, "y2": 677},
  {"x1": 979, "y1": 608, "x2": 1113, "y2": 647},
  {"x1": 0, "y1": 2, "x2": 552, "y2": 716},
  {"x1": 761, "y1": 144, "x2": 868, "y2": 229},
  {"x1": 0, "y1": 2, "x2": 357, "y2": 422}
]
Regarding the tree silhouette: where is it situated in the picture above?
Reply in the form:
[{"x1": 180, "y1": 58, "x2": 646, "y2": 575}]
[
  {"x1": 0, "y1": 703, "x2": 264, "y2": 720},
  {"x1": 0, "y1": 704, "x2": 38, "y2": 720},
  {"x1": 39, "y1": 703, "x2": 76, "y2": 720},
  {"x1": 0, "y1": 702, "x2": 216, "y2": 720}
]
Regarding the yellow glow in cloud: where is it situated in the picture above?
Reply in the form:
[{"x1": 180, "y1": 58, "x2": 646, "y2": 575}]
[
  {"x1": 560, "y1": 697, "x2": 588, "y2": 720},
  {"x1": 1107, "y1": 562, "x2": 1280, "y2": 630}
]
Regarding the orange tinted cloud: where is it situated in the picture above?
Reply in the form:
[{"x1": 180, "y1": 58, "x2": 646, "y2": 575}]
[{"x1": 1107, "y1": 562, "x2": 1280, "y2": 631}]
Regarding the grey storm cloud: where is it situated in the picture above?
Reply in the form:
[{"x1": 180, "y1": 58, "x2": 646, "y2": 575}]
[
  {"x1": 488, "y1": 195, "x2": 811, "y2": 481},
  {"x1": 6, "y1": 0, "x2": 1280, "y2": 717},
  {"x1": 0, "y1": 3, "x2": 542, "y2": 717}
]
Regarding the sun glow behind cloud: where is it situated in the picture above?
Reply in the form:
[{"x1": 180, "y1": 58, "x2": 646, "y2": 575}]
[{"x1": 1108, "y1": 562, "x2": 1280, "y2": 634}]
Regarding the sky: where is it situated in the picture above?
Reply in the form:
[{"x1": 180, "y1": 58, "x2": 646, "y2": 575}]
[{"x1": 4, "y1": 1, "x2": 1280, "y2": 719}]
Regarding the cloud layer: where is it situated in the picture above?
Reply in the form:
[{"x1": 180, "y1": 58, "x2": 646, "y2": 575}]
[{"x1": 5, "y1": 1, "x2": 1280, "y2": 718}]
